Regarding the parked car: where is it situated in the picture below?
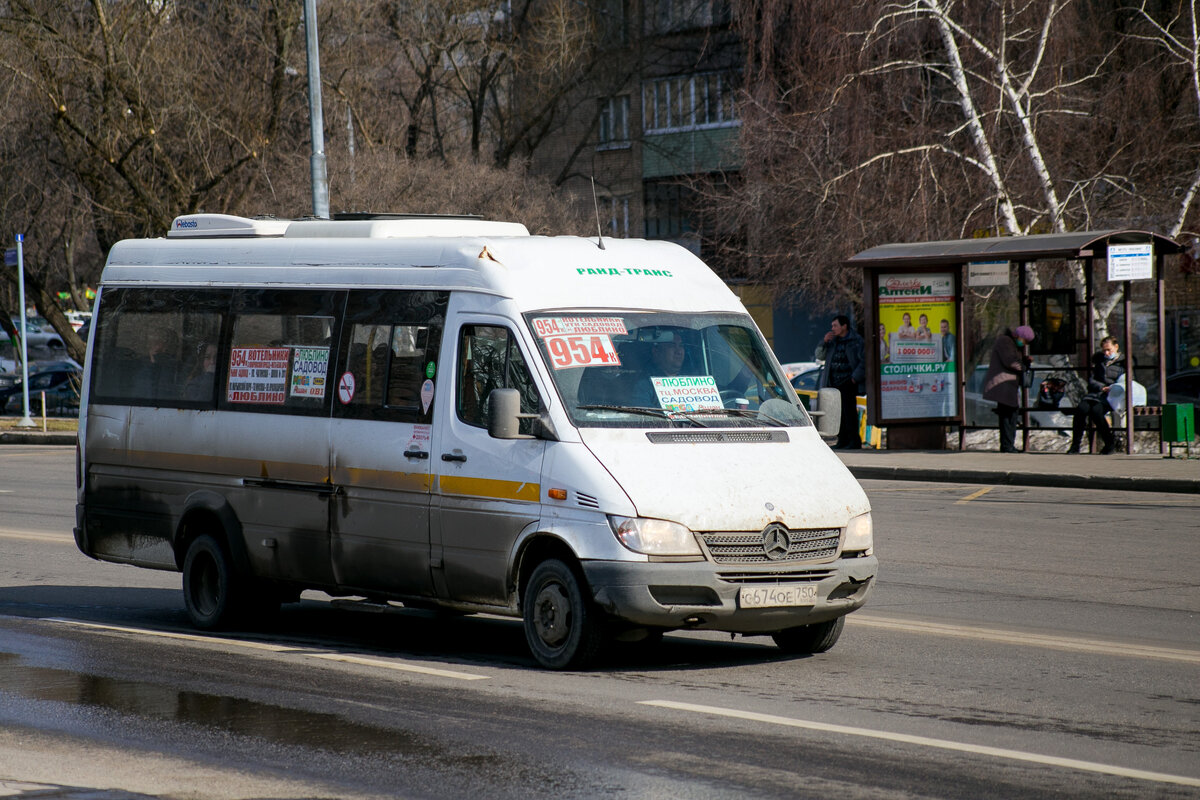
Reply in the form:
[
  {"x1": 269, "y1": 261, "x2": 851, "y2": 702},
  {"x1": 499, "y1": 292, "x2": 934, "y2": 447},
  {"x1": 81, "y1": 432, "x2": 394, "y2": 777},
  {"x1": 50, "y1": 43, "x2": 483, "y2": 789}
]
[
  {"x1": 1, "y1": 367, "x2": 82, "y2": 415},
  {"x1": 779, "y1": 360, "x2": 821, "y2": 381},
  {"x1": 963, "y1": 364, "x2": 1073, "y2": 429},
  {"x1": 65, "y1": 310, "x2": 92, "y2": 332},
  {"x1": 789, "y1": 363, "x2": 824, "y2": 393},
  {"x1": 7, "y1": 318, "x2": 65, "y2": 351},
  {"x1": 1146, "y1": 369, "x2": 1200, "y2": 407}
]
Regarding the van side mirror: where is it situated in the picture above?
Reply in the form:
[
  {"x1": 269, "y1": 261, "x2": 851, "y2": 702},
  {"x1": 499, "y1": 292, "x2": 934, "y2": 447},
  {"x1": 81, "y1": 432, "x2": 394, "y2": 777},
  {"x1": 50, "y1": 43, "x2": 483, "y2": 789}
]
[{"x1": 488, "y1": 388, "x2": 559, "y2": 440}]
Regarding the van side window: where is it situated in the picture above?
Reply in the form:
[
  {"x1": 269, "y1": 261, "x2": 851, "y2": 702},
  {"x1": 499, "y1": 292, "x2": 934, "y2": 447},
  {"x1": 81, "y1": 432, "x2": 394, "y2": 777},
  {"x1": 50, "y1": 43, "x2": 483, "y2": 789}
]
[
  {"x1": 222, "y1": 289, "x2": 343, "y2": 416},
  {"x1": 457, "y1": 325, "x2": 540, "y2": 433},
  {"x1": 335, "y1": 291, "x2": 447, "y2": 423},
  {"x1": 90, "y1": 288, "x2": 227, "y2": 407}
]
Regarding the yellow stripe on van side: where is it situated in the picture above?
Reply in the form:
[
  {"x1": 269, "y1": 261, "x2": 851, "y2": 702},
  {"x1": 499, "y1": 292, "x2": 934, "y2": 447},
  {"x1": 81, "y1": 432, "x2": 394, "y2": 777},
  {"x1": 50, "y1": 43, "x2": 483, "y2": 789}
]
[
  {"x1": 338, "y1": 467, "x2": 433, "y2": 493},
  {"x1": 437, "y1": 475, "x2": 540, "y2": 503}
]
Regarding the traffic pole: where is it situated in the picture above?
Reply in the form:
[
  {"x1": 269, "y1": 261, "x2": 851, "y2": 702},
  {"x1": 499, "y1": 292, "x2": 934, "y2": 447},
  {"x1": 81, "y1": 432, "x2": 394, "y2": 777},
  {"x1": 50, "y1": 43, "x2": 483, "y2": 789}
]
[{"x1": 15, "y1": 233, "x2": 35, "y2": 428}]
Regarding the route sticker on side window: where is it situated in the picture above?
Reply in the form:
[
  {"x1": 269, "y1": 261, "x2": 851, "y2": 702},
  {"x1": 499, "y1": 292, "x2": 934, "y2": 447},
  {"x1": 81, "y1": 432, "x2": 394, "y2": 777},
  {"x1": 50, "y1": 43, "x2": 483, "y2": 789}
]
[
  {"x1": 290, "y1": 346, "x2": 329, "y2": 399},
  {"x1": 227, "y1": 347, "x2": 290, "y2": 404}
]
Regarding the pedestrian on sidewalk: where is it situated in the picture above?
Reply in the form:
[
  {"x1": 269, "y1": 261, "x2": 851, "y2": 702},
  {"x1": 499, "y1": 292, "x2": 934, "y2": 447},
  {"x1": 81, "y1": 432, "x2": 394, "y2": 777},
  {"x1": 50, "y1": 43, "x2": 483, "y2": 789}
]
[
  {"x1": 1067, "y1": 336, "x2": 1123, "y2": 454},
  {"x1": 983, "y1": 325, "x2": 1035, "y2": 453},
  {"x1": 815, "y1": 314, "x2": 865, "y2": 450}
]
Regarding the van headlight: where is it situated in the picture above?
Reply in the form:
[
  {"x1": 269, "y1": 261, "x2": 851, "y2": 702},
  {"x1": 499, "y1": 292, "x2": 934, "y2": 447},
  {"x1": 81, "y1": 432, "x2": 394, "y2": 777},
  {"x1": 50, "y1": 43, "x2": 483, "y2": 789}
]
[
  {"x1": 608, "y1": 516, "x2": 702, "y2": 557},
  {"x1": 844, "y1": 512, "x2": 873, "y2": 554}
]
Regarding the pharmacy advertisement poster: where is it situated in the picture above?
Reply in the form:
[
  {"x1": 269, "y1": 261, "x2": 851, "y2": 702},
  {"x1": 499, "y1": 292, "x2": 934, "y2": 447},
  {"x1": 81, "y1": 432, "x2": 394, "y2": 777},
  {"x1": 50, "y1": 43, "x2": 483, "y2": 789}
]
[{"x1": 877, "y1": 272, "x2": 957, "y2": 420}]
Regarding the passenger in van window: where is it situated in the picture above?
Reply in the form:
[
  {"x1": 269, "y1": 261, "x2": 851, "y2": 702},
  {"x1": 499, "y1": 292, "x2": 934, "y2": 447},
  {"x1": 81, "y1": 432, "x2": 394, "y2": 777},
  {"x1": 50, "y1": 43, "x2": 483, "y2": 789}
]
[
  {"x1": 184, "y1": 343, "x2": 218, "y2": 401},
  {"x1": 134, "y1": 330, "x2": 180, "y2": 399}
]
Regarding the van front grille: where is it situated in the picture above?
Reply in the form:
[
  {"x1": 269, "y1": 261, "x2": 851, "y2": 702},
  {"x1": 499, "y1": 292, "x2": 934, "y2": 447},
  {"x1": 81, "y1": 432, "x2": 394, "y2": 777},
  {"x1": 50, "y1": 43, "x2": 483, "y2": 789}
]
[
  {"x1": 702, "y1": 527, "x2": 841, "y2": 564},
  {"x1": 646, "y1": 431, "x2": 789, "y2": 444},
  {"x1": 717, "y1": 570, "x2": 837, "y2": 584}
]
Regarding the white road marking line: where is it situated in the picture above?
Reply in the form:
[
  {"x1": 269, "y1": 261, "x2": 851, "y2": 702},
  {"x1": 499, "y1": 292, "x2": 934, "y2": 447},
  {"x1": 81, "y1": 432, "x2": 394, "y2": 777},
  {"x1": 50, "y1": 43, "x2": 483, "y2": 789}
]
[
  {"x1": 639, "y1": 700, "x2": 1200, "y2": 788},
  {"x1": 309, "y1": 653, "x2": 489, "y2": 680},
  {"x1": 847, "y1": 615, "x2": 1200, "y2": 664},
  {"x1": 45, "y1": 618, "x2": 298, "y2": 652},
  {"x1": 955, "y1": 486, "x2": 994, "y2": 504},
  {"x1": 43, "y1": 618, "x2": 489, "y2": 681}
]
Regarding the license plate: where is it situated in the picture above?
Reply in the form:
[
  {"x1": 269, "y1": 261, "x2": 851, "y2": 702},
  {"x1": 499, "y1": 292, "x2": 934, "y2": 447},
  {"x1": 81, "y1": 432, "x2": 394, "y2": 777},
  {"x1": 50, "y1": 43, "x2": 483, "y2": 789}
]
[{"x1": 738, "y1": 584, "x2": 818, "y2": 608}]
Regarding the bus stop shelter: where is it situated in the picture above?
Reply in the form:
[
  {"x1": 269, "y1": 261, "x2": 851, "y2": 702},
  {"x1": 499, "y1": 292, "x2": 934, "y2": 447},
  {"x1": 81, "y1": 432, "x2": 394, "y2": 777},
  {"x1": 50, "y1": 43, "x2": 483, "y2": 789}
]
[{"x1": 845, "y1": 230, "x2": 1183, "y2": 453}]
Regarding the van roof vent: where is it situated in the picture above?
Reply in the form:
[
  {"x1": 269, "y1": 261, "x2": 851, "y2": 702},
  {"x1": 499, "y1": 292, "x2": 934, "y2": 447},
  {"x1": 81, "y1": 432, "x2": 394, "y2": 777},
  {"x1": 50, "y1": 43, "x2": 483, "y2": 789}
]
[{"x1": 167, "y1": 213, "x2": 529, "y2": 239}]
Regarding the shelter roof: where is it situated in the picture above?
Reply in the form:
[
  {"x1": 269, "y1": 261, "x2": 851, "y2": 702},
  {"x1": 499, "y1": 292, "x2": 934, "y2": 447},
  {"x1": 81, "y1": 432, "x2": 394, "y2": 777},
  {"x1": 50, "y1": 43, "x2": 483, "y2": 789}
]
[{"x1": 846, "y1": 230, "x2": 1182, "y2": 269}]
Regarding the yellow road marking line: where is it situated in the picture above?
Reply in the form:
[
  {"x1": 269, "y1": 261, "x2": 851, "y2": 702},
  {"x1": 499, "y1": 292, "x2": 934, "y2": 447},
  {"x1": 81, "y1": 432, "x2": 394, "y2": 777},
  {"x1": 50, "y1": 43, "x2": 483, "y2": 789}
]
[
  {"x1": 847, "y1": 615, "x2": 1200, "y2": 664},
  {"x1": 639, "y1": 700, "x2": 1200, "y2": 788},
  {"x1": 43, "y1": 618, "x2": 489, "y2": 680},
  {"x1": 0, "y1": 529, "x2": 72, "y2": 543},
  {"x1": 955, "y1": 486, "x2": 994, "y2": 504}
]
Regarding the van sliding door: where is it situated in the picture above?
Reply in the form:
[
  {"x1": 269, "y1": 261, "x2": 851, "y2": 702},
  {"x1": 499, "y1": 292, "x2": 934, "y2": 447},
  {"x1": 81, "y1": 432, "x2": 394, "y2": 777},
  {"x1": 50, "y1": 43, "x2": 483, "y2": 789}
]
[{"x1": 329, "y1": 290, "x2": 448, "y2": 598}]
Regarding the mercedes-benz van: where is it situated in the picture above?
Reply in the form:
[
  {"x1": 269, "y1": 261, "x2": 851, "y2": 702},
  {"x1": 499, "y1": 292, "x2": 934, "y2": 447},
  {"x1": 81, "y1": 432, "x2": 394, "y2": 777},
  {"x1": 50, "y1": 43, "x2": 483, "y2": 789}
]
[{"x1": 75, "y1": 213, "x2": 876, "y2": 668}]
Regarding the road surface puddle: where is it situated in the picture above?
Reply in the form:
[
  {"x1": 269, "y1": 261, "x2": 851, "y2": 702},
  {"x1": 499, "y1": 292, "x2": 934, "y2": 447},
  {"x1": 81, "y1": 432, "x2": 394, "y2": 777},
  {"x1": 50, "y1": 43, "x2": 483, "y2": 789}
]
[{"x1": 0, "y1": 651, "x2": 430, "y2": 756}]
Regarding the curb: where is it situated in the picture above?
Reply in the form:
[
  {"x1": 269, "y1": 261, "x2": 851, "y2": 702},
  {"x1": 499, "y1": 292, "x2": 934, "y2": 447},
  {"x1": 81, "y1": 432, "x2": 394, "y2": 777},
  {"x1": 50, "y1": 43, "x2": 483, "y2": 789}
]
[
  {"x1": 845, "y1": 465, "x2": 1199, "y2": 495},
  {"x1": 0, "y1": 430, "x2": 76, "y2": 445}
]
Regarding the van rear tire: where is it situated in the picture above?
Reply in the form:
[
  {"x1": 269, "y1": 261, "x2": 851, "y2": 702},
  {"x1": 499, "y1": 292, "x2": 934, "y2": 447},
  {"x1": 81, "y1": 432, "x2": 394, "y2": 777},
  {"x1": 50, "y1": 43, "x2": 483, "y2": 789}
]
[
  {"x1": 522, "y1": 559, "x2": 605, "y2": 670},
  {"x1": 771, "y1": 616, "x2": 844, "y2": 654}
]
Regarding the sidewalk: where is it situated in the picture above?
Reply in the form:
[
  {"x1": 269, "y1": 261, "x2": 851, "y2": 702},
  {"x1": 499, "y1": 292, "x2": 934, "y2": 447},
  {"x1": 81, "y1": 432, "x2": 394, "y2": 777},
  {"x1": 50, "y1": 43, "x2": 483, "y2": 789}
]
[
  {"x1": 835, "y1": 447, "x2": 1198, "y2": 494},
  {"x1": 2, "y1": 420, "x2": 1195, "y2": 494}
]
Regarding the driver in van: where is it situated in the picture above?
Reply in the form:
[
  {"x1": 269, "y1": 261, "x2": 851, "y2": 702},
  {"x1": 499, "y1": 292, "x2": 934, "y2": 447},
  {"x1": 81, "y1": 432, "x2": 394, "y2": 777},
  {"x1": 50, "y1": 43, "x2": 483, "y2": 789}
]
[{"x1": 650, "y1": 331, "x2": 686, "y2": 377}]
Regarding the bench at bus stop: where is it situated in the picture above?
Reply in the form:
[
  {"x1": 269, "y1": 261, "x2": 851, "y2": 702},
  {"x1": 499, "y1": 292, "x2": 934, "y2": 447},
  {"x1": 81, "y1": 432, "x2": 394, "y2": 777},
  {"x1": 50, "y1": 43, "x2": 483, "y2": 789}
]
[{"x1": 1021, "y1": 402, "x2": 1195, "y2": 456}]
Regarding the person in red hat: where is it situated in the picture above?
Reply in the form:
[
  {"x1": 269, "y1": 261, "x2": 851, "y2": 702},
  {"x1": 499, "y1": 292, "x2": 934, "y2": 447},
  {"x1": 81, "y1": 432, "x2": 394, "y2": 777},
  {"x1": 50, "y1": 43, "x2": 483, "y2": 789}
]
[{"x1": 983, "y1": 325, "x2": 1035, "y2": 452}]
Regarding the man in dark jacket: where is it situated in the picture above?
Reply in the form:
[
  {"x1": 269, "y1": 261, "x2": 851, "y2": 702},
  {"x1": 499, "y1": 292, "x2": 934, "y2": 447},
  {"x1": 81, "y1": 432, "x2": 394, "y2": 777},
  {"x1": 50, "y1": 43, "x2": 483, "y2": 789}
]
[
  {"x1": 1068, "y1": 336, "x2": 1123, "y2": 454},
  {"x1": 815, "y1": 315, "x2": 865, "y2": 450}
]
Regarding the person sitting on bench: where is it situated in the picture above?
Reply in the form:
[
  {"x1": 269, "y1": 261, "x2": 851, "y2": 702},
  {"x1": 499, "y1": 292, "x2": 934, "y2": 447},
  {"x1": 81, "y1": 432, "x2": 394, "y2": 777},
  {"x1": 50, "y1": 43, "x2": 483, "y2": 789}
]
[{"x1": 1068, "y1": 336, "x2": 1123, "y2": 455}]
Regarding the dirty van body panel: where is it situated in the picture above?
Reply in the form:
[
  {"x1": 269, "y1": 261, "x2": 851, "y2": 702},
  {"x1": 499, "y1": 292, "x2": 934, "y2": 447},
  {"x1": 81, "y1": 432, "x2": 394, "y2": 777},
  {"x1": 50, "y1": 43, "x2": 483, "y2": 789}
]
[
  {"x1": 83, "y1": 406, "x2": 336, "y2": 585},
  {"x1": 329, "y1": 418, "x2": 435, "y2": 598},
  {"x1": 583, "y1": 556, "x2": 877, "y2": 633}
]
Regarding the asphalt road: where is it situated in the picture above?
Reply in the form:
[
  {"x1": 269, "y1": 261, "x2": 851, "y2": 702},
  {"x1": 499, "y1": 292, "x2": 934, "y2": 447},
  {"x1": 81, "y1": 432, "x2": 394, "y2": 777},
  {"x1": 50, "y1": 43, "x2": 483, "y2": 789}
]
[{"x1": 1, "y1": 446, "x2": 1198, "y2": 799}]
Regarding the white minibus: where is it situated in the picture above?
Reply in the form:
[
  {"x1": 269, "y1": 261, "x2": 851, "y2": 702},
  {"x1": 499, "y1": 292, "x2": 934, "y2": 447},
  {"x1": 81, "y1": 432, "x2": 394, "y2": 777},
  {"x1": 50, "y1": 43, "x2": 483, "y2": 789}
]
[{"x1": 75, "y1": 213, "x2": 876, "y2": 668}]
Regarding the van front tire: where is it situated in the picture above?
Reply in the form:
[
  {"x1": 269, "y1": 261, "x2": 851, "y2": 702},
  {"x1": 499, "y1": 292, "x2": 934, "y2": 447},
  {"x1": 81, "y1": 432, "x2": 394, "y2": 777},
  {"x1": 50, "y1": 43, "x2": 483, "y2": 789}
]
[
  {"x1": 523, "y1": 559, "x2": 604, "y2": 670},
  {"x1": 771, "y1": 616, "x2": 844, "y2": 654}
]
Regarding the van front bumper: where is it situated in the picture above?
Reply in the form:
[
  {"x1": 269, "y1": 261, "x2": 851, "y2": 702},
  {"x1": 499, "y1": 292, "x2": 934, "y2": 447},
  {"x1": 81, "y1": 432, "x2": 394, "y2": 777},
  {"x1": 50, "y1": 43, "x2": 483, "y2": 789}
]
[{"x1": 582, "y1": 555, "x2": 877, "y2": 633}]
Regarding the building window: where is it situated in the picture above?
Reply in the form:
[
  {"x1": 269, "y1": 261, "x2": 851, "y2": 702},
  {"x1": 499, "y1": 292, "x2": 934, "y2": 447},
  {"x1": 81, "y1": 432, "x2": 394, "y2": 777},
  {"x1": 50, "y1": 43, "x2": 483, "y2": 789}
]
[
  {"x1": 646, "y1": 0, "x2": 732, "y2": 34},
  {"x1": 598, "y1": 95, "x2": 630, "y2": 147},
  {"x1": 642, "y1": 71, "x2": 739, "y2": 134},
  {"x1": 643, "y1": 182, "x2": 690, "y2": 240},
  {"x1": 600, "y1": 195, "x2": 630, "y2": 237}
]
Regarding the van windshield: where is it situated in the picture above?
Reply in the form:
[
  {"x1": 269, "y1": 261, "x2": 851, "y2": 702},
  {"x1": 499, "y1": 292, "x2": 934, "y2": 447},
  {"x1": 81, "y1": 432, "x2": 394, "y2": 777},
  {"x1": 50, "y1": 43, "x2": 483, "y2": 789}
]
[{"x1": 524, "y1": 311, "x2": 811, "y2": 429}]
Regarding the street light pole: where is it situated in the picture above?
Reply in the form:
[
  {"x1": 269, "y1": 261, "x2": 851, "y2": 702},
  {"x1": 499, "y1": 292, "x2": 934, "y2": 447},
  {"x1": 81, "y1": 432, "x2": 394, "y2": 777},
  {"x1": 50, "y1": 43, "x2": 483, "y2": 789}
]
[
  {"x1": 14, "y1": 233, "x2": 34, "y2": 428},
  {"x1": 304, "y1": 0, "x2": 329, "y2": 219}
]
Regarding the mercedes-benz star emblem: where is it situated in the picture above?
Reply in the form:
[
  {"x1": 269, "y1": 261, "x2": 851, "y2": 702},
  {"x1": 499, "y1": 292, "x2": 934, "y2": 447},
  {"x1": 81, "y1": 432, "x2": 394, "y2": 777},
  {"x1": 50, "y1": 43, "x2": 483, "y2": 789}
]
[{"x1": 762, "y1": 523, "x2": 790, "y2": 561}]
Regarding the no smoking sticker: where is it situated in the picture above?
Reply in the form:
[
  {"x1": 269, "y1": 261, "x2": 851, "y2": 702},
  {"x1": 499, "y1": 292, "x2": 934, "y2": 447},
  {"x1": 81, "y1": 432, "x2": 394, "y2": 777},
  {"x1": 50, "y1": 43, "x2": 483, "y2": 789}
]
[{"x1": 338, "y1": 371, "x2": 356, "y2": 404}]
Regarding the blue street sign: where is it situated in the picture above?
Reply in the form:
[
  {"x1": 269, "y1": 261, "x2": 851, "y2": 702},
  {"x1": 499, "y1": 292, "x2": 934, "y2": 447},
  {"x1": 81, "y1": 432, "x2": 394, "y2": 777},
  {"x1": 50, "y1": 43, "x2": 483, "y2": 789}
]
[{"x1": 3, "y1": 249, "x2": 15, "y2": 267}]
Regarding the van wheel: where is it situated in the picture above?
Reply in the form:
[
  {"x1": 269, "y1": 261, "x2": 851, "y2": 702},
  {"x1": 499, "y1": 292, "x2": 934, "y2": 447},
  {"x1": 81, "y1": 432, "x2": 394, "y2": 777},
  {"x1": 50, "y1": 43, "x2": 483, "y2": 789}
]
[
  {"x1": 771, "y1": 617, "x2": 844, "y2": 654},
  {"x1": 523, "y1": 559, "x2": 605, "y2": 670},
  {"x1": 183, "y1": 535, "x2": 247, "y2": 630}
]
